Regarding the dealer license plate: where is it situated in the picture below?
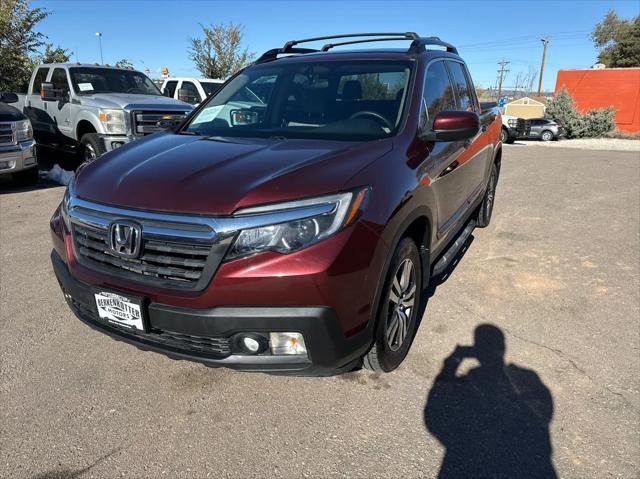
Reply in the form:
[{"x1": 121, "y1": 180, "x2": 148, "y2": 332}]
[{"x1": 94, "y1": 291, "x2": 144, "y2": 331}]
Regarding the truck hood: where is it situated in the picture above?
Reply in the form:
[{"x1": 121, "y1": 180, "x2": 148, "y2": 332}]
[
  {"x1": 0, "y1": 102, "x2": 25, "y2": 121},
  {"x1": 79, "y1": 93, "x2": 192, "y2": 111},
  {"x1": 75, "y1": 133, "x2": 392, "y2": 215}
]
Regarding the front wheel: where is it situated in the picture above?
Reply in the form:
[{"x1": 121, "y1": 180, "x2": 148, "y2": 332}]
[
  {"x1": 79, "y1": 133, "x2": 106, "y2": 163},
  {"x1": 364, "y1": 238, "x2": 422, "y2": 372},
  {"x1": 540, "y1": 130, "x2": 554, "y2": 142},
  {"x1": 500, "y1": 127, "x2": 509, "y2": 143}
]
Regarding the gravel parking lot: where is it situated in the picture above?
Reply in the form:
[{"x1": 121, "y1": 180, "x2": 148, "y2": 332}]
[{"x1": 1, "y1": 145, "x2": 638, "y2": 479}]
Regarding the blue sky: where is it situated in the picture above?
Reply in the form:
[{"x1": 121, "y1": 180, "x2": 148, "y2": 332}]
[{"x1": 33, "y1": 0, "x2": 639, "y2": 91}]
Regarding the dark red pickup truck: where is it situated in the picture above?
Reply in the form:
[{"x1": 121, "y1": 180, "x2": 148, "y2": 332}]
[{"x1": 50, "y1": 33, "x2": 502, "y2": 375}]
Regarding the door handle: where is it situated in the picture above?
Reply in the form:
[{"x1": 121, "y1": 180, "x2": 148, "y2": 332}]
[{"x1": 439, "y1": 160, "x2": 459, "y2": 177}]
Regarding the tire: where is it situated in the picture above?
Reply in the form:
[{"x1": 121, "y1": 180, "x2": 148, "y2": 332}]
[
  {"x1": 12, "y1": 167, "x2": 39, "y2": 186},
  {"x1": 500, "y1": 128, "x2": 509, "y2": 143},
  {"x1": 476, "y1": 162, "x2": 498, "y2": 228},
  {"x1": 364, "y1": 238, "x2": 422, "y2": 373},
  {"x1": 79, "y1": 133, "x2": 106, "y2": 163},
  {"x1": 540, "y1": 130, "x2": 554, "y2": 142}
]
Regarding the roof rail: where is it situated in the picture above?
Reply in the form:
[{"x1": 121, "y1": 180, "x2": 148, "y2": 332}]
[
  {"x1": 255, "y1": 32, "x2": 457, "y2": 63},
  {"x1": 408, "y1": 36, "x2": 458, "y2": 54}
]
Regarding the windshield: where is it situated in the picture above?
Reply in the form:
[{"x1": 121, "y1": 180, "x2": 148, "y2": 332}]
[
  {"x1": 201, "y1": 81, "x2": 223, "y2": 97},
  {"x1": 183, "y1": 60, "x2": 412, "y2": 141},
  {"x1": 69, "y1": 67, "x2": 161, "y2": 96}
]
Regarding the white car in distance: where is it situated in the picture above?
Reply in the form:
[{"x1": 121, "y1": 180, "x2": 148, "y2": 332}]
[{"x1": 161, "y1": 77, "x2": 225, "y2": 106}]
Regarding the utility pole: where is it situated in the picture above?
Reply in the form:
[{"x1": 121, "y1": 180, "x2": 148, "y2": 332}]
[
  {"x1": 95, "y1": 32, "x2": 103, "y2": 64},
  {"x1": 536, "y1": 37, "x2": 549, "y2": 97},
  {"x1": 496, "y1": 60, "x2": 510, "y2": 102}
]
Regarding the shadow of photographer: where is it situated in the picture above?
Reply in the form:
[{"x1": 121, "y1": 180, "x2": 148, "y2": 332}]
[{"x1": 424, "y1": 324, "x2": 557, "y2": 479}]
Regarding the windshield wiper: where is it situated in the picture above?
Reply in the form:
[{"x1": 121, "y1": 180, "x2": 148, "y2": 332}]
[{"x1": 179, "y1": 131, "x2": 201, "y2": 136}]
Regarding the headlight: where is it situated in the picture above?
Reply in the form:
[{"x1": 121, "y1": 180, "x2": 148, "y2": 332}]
[
  {"x1": 507, "y1": 119, "x2": 517, "y2": 127},
  {"x1": 98, "y1": 109, "x2": 126, "y2": 134},
  {"x1": 225, "y1": 188, "x2": 369, "y2": 260},
  {"x1": 15, "y1": 119, "x2": 33, "y2": 142}
]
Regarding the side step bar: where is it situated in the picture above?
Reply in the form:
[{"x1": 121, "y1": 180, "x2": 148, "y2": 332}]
[{"x1": 432, "y1": 220, "x2": 476, "y2": 276}]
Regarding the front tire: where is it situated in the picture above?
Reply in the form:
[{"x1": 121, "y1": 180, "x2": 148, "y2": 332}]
[
  {"x1": 364, "y1": 238, "x2": 422, "y2": 373},
  {"x1": 79, "y1": 133, "x2": 106, "y2": 163},
  {"x1": 476, "y1": 163, "x2": 498, "y2": 228}
]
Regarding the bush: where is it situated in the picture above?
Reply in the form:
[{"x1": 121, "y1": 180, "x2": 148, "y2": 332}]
[
  {"x1": 545, "y1": 87, "x2": 616, "y2": 138},
  {"x1": 583, "y1": 107, "x2": 616, "y2": 137}
]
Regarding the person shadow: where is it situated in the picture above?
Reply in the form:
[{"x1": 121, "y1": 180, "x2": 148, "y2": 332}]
[{"x1": 424, "y1": 324, "x2": 557, "y2": 479}]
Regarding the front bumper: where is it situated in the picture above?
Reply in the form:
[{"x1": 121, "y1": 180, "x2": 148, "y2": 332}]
[
  {"x1": 0, "y1": 140, "x2": 37, "y2": 175},
  {"x1": 99, "y1": 134, "x2": 133, "y2": 153},
  {"x1": 51, "y1": 250, "x2": 370, "y2": 375}
]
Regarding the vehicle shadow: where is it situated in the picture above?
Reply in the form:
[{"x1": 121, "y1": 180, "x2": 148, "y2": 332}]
[
  {"x1": 0, "y1": 146, "x2": 76, "y2": 194},
  {"x1": 424, "y1": 323, "x2": 557, "y2": 478}
]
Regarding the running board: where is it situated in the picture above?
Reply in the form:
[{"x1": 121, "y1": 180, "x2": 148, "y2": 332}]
[{"x1": 432, "y1": 220, "x2": 476, "y2": 276}]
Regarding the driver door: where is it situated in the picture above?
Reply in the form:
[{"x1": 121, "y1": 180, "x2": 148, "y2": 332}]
[{"x1": 48, "y1": 68, "x2": 74, "y2": 148}]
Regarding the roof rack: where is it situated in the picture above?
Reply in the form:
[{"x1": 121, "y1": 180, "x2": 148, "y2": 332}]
[{"x1": 255, "y1": 32, "x2": 457, "y2": 63}]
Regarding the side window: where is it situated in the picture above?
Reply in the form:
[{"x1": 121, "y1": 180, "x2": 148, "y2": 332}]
[
  {"x1": 447, "y1": 61, "x2": 476, "y2": 112},
  {"x1": 181, "y1": 81, "x2": 200, "y2": 104},
  {"x1": 164, "y1": 80, "x2": 178, "y2": 98},
  {"x1": 50, "y1": 68, "x2": 70, "y2": 95},
  {"x1": 419, "y1": 61, "x2": 456, "y2": 130},
  {"x1": 31, "y1": 67, "x2": 49, "y2": 94}
]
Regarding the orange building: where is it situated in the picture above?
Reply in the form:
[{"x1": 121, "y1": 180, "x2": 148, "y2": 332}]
[{"x1": 555, "y1": 68, "x2": 640, "y2": 133}]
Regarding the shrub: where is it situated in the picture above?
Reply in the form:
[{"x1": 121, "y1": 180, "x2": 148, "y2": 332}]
[
  {"x1": 583, "y1": 107, "x2": 616, "y2": 137},
  {"x1": 545, "y1": 87, "x2": 616, "y2": 138}
]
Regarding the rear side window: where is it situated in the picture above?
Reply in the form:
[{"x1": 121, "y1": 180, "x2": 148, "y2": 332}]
[
  {"x1": 180, "y1": 81, "x2": 200, "y2": 104},
  {"x1": 447, "y1": 61, "x2": 476, "y2": 112},
  {"x1": 164, "y1": 80, "x2": 178, "y2": 97},
  {"x1": 51, "y1": 68, "x2": 70, "y2": 95},
  {"x1": 32, "y1": 67, "x2": 49, "y2": 94},
  {"x1": 420, "y1": 61, "x2": 456, "y2": 130}
]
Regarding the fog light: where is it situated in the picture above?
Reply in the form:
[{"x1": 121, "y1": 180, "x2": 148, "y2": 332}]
[
  {"x1": 110, "y1": 141, "x2": 124, "y2": 149},
  {"x1": 233, "y1": 333, "x2": 267, "y2": 355},
  {"x1": 269, "y1": 332, "x2": 307, "y2": 356},
  {"x1": 0, "y1": 160, "x2": 15, "y2": 170},
  {"x1": 242, "y1": 336, "x2": 260, "y2": 353}
]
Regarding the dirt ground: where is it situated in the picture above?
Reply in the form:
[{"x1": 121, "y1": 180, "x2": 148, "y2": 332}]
[{"x1": 1, "y1": 145, "x2": 638, "y2": 478}]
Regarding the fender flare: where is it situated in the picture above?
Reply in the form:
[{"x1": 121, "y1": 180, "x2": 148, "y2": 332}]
[{"x1": 74, "y1": 110, "x2": 104, "y2": 140}]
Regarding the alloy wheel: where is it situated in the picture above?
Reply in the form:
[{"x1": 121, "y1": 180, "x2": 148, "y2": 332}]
[
  {"x1": 386, "y1": 258, "x2": 417, "y2": 351},
  {"x1": 84, "y1": 143, "x2": 97, "y2": 161}
]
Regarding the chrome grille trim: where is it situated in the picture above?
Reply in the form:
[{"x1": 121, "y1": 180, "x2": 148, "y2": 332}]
[
  {"x1": 0, "y1": 122, "x2": 16, "y2": 147},
  {"x1": 131, "y1": 110, "x2": 189, "y2": 136}
]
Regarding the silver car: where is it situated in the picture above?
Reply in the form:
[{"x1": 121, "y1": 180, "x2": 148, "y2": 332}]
[{"x1": 526, "y1": 118, "x2": 565, "y2": 141}]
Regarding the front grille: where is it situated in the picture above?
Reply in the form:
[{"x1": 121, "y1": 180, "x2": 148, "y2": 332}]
[
  {"x1": 72, "y1": 222, "x2": 219, "y2": 289},
  {"x1": 0, "y1": 122, "x2": 15, "y2": 147},
  {"x1": 132, "y1": 110, "x2": 188, "y2": 135},
  {"x1": 147, "y1": 330, "x2": 232, "y2": 356},
  {"x1": 67, "y1": 296, "x2": 231, "y2": 358}
]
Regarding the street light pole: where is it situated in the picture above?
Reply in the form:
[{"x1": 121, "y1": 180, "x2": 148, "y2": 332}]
[{"x1": 95, "y1": 32, "x2": 103, "y2": 64}]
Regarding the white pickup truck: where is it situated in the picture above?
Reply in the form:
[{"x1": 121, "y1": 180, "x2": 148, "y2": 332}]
[
  {"x1": 15, "y1": 63, "x2": 193, "y2": 162},
  {"x1": 160, "y1": 77, "x2": 224, "y2": 106}
]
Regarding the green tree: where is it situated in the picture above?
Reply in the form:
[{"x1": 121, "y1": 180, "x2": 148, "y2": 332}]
[
  {"x1": 40, "y1": 43, "x2": 71, "y2": 63},
  {"x1": 114, "y1": 58, "x2": 134, "y2": 69},
  {"x1": 591, "y1": 10, "x2": 640, "y2": 67},
  {"x1": 0, "y1": 0, "x2": 49, "y2": 91},
  {"x1": 189, "y1": 22, "x2": 254, "y2": 79},
  {"x1": 545, "y1": 87, "x2": 615, "y2": 138}
]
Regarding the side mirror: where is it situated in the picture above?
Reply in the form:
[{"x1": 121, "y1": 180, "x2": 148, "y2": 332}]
[
  {"x1": 0, "y1": 92, "x2": 19, "y2": 103},
  {"x1": 40, "y1": 82, "x2": 58, "y2": 102},
  {"x1": 421, "y1": 111, "x2": 480, "y2": 142},
  {"x1": 177, "y1": 88, "x2": 191, "y2": 103}
]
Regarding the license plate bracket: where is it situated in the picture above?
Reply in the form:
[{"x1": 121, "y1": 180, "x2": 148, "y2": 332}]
[{"x1": 94, "y1": 290, "x2": 147, "y2": 332}]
